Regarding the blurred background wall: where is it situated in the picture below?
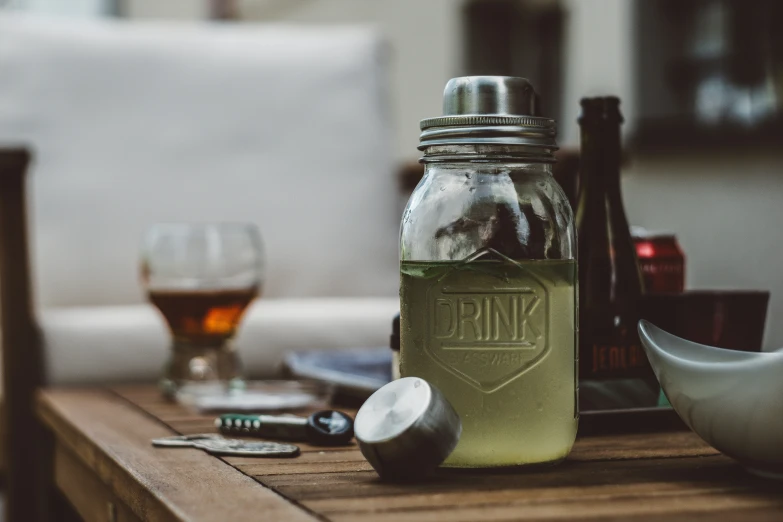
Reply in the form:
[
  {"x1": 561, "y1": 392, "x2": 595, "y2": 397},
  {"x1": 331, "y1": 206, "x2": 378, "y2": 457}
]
[
  {"x1": 122, "y1": 0, "x2": 633, "y2": 155},
  {"x1": 5, "y1": 0, "x2": 783, "y2": 349},
  {"x1": 129, "y1": 0, "x2": 463, "y2": 160}
]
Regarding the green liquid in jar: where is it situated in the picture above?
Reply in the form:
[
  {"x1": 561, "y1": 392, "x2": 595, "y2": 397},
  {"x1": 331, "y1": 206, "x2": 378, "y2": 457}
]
[{"x1": 400, "y1": 255, "x2": 578, "y2": 467}]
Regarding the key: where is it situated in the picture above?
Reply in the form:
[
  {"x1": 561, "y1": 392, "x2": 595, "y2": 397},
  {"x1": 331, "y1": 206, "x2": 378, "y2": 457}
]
[
  {"x1": 151, "y1": 433, "x2": 300, "y2": 457},
  {"x1": 216, "y1": 410, "x2": 354, "y2": 445}
]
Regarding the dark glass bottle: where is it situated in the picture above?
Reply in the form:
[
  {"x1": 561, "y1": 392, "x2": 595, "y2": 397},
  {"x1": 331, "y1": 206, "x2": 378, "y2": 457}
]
[{"x1": 576, "y1": 97, "x2": 657, "y2": 409}]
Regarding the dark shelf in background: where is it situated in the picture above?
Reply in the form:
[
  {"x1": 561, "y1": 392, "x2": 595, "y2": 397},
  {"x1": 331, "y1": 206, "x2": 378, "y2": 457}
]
[{"x1": 631, "y1": 117, "x2": 783, "y2": 152}]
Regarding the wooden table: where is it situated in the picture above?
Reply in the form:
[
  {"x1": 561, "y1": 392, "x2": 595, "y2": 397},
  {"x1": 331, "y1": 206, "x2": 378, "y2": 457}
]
[{"x1": 37, "y1": 386, "x2": 783, "y2": 522}]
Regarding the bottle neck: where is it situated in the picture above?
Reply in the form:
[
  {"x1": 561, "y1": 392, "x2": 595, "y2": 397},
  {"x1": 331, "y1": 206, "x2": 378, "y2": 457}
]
[{"x1": 578, "y1": 123, "x2": 622, "y2": 194}]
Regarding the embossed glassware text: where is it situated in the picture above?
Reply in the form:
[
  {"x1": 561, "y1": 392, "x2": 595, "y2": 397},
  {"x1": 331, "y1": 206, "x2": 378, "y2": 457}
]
[{"x1": 400, "y1": 77, "x2": 577, "y2": 467}]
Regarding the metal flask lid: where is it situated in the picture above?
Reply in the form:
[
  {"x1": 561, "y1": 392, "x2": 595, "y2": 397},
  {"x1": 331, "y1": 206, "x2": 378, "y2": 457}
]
[
  {"x1": 419, "y1": 76, "x2": 558, "y2": 151},
  {"x1": 355, "y1": 377, "x2": 461, "y2": 481}
]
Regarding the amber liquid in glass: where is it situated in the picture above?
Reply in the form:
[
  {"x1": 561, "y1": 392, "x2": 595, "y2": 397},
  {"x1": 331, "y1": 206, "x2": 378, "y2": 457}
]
[{"x1": 149, "y1": 287, "x2": 259, "y2": 344}]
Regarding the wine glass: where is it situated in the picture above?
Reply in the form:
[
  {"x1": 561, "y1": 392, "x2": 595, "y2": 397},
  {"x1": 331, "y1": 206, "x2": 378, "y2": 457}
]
[{"x1": 141, "y1": 223, "x2": 264, "y2": 399}]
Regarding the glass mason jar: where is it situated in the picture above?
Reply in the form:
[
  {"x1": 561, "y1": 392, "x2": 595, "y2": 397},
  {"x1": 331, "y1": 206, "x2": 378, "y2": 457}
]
[{"x1": 399, "y1": 77, "x2": 577, "y2": 468}]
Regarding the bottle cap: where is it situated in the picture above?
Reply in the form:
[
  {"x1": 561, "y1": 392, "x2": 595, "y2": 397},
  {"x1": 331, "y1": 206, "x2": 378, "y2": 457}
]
[
  {"x1": 579, "y1": 96, "x2": 624, "y2": 124},
  {"x1": 419, "y1": 76, "x2": 557, "y2": 152},
  {"x1": 354, "y1": 377, "x2": 461, "y2": 481}
]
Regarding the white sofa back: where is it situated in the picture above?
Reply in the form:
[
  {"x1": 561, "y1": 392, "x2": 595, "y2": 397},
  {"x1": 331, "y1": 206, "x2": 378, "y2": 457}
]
[{"x1": 0, "y1": 15, "x2": 399, "y2": 307}]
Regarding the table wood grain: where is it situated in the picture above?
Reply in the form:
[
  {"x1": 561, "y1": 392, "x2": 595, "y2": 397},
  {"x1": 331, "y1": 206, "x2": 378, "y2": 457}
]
[
  {"x1": 37, "y1": 388, "x2": 315, "y2": 522},
  {"x1": 38, "y1": 386, "x2": 783, "y2": 521}
]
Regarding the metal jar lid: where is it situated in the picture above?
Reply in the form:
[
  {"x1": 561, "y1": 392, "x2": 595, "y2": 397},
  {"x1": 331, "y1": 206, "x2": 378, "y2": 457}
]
[
  {"x1": 419, "y1": 76, "x2": 558, "y2": 151},
  {"x1": 354, "y1": 377, "x2": 461, "y2": 481}
]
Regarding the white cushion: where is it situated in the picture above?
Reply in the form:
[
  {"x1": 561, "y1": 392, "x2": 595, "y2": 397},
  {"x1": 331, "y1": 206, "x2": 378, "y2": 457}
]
[
  {"x1": 0, "y1": 14, "x2": 399, "y2": 307},
  {"x1": 40, "y1": 297, "x2": 399, "y2": 385}
]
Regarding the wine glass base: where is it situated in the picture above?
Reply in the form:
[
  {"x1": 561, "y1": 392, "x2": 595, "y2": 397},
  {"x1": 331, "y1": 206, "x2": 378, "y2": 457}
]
[
  {"x1": 160, "y1": 377, "x2": 246, "y2": 401},
  {"x1": 170, "y1": 380, "x2": 332, "y2": 412},
  {"x1": 161, "y1": 341, "x2": 244, "y2": 400}
]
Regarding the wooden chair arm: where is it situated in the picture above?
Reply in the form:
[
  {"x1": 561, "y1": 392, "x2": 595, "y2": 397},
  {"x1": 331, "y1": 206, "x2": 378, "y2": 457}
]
[{"x1": 0, "y1": 147, "x2": 50, "y2": 522}]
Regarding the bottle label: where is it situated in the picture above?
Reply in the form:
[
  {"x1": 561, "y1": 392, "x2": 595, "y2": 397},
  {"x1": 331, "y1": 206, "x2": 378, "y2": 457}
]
[
  {"x1": 590, "y1": 343, "x2": 646, "y2": 373},
  {"x1": 423, "y1": 265, "x2": 551, "y2": 394},
  {"x1": 580, "y1": 339, "x2": 652, "y2": 379}
]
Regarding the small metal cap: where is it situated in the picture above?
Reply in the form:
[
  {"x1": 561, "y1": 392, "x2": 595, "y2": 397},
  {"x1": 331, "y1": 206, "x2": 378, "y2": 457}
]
[
  {"x1": 355, "y1": 377, "x2": 461, "y2": 481},
  {"x1": 419, "y1": 76, "x2": 557, "y2": 151},
  {"x1": 442, "y1": 76, "x2": 537, "y2": 116}
]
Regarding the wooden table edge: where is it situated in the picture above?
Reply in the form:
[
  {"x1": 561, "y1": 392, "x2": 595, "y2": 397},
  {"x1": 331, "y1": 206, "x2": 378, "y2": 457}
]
[{"x1": 36, "y1": 387, "x2": 318, "y2": 522}]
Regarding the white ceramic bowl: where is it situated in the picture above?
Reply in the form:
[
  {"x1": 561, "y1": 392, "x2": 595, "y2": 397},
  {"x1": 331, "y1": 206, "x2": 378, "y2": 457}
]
[{"x1": 638, "y1": 320, "x2": 783, "y2": 479}]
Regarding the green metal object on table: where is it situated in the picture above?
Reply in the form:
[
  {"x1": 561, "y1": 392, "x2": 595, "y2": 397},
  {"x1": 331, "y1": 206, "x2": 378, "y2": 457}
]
[{"x1": 216, "y1": 410, "x2": 354, "y2": 446}]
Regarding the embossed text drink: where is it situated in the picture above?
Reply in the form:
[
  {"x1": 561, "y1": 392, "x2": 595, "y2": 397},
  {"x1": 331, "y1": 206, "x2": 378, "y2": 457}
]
[
  {"x1": 400, "y1": 77, "x2": 577, "y2": 467},
  {"x1": 400, "y1": 257, "x2": 576, "y2": 466}
]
